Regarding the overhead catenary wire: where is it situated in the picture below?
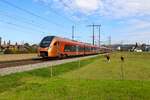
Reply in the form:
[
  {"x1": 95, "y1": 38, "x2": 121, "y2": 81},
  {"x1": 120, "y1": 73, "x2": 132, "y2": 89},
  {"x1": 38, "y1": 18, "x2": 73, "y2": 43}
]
[
  {"x1": 38, "y1": 1, "x2": 75, "y2": 24},
  {"x1": 58, "y1": 0, "x2": 95, "y2": 43},
  {"x1": 0, "y1": 9, "x2": 71, "y2": 36},
  {"x1": 0, "y1": 0, "x2": 80, "y2": 45},
  {"x1": 0, "y1": 20, "x2": 49, "y2": 44},
  {"x1": 58, "y1": 0, "x2": 86, "y2": 25},
  {"x1": 59, "y1": 0, "x2": 93, "y2": 24},
  {"x1": 0, "y1": 0, "x2": 67, "y2": 29},
  {"x1": 59, "y1": 0, "x2": 75, "y2": 13},
  {"x1": 0, "y1": 9, "x2": 46, "y2": 29},
  {"x1": 0, "y1": 19, "x2": 48, "y2": 34},
  {"x1": 0, "y1": 11, "x2": 51, "y2": 33},
  {"x1": 0, "y1": 9, "x2": 49, "y2": 30},
  {"x1": 0, "y1": 18, "x2": 70, "y2": 36}
]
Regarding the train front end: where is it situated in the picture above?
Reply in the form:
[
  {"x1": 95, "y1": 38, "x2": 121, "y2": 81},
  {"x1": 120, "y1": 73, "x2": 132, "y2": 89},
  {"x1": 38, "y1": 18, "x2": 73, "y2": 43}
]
[{"x1": 38, "y1": 36, "x2": 57, "y2": 58}]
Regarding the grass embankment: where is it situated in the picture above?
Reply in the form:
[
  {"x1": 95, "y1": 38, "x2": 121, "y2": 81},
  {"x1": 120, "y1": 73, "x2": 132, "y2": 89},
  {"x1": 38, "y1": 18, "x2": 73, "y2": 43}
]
[{"x1": 0, "y1": 52, "x2": 150, "y2": 100}]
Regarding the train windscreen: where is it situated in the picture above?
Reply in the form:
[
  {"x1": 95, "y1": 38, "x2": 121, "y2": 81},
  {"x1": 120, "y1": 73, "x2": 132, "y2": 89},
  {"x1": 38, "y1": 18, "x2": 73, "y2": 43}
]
[{"x1": 40, "y1": 36, "x2": 55, "y2": 48}]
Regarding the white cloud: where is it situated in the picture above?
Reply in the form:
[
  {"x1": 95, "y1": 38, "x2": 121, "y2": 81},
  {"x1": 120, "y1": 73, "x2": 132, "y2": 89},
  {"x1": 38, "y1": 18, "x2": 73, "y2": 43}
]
[
  {"x1": 119, "y1": 19, "x2": 150, "y2": 32},
  {"x1": 74, "y1": 0, "x2": 103, "y2": 13},
  {"x1": 33, "y1": 0, "x2": 39, "y2": 2},
  {"x1": 33, "y1": 0, "x2": 150, "y2": 43},
  {"x1": 113, "y1": 28, "x2": 150, "y2": 44},
  {"x1": 50, "y1": 0, "x2": 150, "y2": 18},
  {"x1": 41, "y1": 0, "x2": 51, "y2": 3},
  {"x1": 104, "y1": 0, "x2": 150, "y2": 18},
  {"x1": 117, "y1": 19, "x2": 150, "y2": 43},
  {"x1": 33, "y1": 0, "x2": 51, "y2": 4},
  {"x1": 35, "y1": 0, "x2": 150, "y2": 21}
]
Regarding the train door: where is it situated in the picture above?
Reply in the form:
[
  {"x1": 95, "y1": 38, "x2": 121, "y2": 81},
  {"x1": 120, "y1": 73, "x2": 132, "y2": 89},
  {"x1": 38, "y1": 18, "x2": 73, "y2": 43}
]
[
  {"x1": 84, "y1": 45, "x2": 85, "y2": 55},
  {"x1": 76, "y1": 45, "x2": 79, "y2": 55},
  {"x1": 56, "y1": 41, "x2": 61, "y2": 57}
]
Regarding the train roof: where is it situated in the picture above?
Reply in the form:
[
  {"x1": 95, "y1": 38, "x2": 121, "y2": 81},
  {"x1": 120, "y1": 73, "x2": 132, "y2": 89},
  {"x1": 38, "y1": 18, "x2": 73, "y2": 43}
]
[{"x1": 46, "y1": 36, "x2": 107, "y2": 48}]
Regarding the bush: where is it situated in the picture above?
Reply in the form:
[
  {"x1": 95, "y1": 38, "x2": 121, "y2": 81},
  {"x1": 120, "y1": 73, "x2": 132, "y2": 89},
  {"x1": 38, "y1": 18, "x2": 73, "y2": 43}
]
[
  {"x1": 4, "y1": 49, "x2": 15, "y2": 54},
  {"x1": 16, "y1": 51, "x2": 29, "y2": 54},
  {"x1": 28, "y1": 47, "x2": 38, "y2": 53},
  {"x1": 4, "y1": 48, "x2": 37, "y2": 54}
]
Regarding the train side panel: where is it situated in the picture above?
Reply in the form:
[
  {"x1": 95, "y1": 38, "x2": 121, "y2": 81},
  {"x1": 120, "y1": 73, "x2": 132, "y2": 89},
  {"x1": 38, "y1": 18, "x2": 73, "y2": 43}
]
[{"x1": 38, "y1": 36, "x2": 111, "y2": 58}]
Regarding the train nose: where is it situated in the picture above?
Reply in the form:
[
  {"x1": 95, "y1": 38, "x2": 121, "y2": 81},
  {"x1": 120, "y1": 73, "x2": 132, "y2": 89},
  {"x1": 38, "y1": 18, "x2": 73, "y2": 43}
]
[{"x1": 39, "y1": 48, "x2": 49, "y2": 57}]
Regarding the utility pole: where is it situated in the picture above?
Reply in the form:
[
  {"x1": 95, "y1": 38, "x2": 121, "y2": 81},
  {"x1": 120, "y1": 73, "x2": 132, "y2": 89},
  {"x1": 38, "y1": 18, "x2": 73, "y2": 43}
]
[
  {"x1": 108, "y1": 36, "x2": 111, "y2": 47},
  {"x1": 98, "y1": 25, "x2": 101, "y2": 47},
  {"x1": 121, "y1": 40, "x2": 123, "y2": 51},
  {"x1": 87, "y1": 24, "x2": 101, "y2": 46},
  {"x1": 93, "y1": 24, "x2": 94, "y2": 45},
  {"x1": 72, "y1": 25, "x2": 74, "y2": 40}
]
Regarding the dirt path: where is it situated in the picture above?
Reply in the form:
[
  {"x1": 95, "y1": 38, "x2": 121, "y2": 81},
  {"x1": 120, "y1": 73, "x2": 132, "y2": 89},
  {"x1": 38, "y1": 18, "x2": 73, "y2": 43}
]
[{"x1": 0, "y1": 54, "x2": 38, "y2": 62}]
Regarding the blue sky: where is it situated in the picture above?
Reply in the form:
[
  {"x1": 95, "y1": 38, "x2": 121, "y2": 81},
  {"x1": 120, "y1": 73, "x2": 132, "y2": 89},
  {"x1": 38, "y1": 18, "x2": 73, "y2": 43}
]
[{"x1": 0, "y1": 0, "x2": 150, "y2": 45}]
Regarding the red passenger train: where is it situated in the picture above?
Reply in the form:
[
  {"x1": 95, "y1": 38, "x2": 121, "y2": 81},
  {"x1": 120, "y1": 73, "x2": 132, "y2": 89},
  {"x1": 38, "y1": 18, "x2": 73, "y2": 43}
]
[{"x1": 38, "y1": 36, "x2": 111, "y2": 58}]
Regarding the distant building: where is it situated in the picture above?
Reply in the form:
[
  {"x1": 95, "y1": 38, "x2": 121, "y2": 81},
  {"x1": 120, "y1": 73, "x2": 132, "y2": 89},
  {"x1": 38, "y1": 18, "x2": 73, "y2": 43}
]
[
  {"x1": 141, "y1": 45, "x2": 150, "y2": 51},
  {"x1": 116, "y1": 46, "x2": 121, "y2": 51},
  {"x1": 147, "y1": 46, "x2": 150, "y2": 51},
  {"x1": 111, "y1": 44, "x2": 134, "y2": 51},
  {"x1": 0, "y1": 37, "x2": 39, "y2": 53}
]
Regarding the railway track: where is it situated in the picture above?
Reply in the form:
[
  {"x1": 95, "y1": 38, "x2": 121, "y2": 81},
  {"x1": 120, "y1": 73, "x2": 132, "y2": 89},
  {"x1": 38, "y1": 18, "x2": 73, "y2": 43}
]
[
  {"x1": 0, "y1": 55, "x2": 91, "y2": 69},
  {"x1": 0, "y1": 54, "x2": 103, "y2": 69}
]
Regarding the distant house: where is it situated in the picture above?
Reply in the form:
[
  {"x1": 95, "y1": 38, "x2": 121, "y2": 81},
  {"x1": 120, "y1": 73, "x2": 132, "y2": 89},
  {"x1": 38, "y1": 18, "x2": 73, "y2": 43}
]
[
  {"x1": 111, "y1": 44, "x2": 134, "y2": 51},
  {"x1": 141, "y1": 46, "x2": 150, "y2": 51},
  {"x1": 32, "y1": 44, "x2": 39, "y2": 48},
  {"x1": 147, "y1": 46, "x2": 150, "y2": 51}
]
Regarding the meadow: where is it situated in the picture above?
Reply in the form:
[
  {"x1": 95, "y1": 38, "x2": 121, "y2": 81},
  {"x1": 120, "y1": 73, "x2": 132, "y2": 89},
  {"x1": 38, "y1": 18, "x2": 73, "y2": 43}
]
[{"x1": 0, "y1": 52, "x2": 150, "y2": 100}]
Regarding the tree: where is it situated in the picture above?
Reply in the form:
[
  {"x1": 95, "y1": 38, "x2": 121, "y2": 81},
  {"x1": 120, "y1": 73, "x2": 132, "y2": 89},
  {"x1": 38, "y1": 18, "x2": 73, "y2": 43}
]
[
  {"x1": 15, "y1": 42, "x2": 18, "y2": 46},
  {"x1": 4, "y1": 41, "x2": 6, "y2": 45},
  {"x1": 141, "y1": 43, "x2": 146, "y2": 47},
  {"x1": 7, "y1": 40, "x2": 11, "y2": 46},
  {"x1": 134, "y1": 42, "x2": 139, "y2": 49},
  {"x1": 24, "y1": 43, "x2": 30, "y2": 47}
]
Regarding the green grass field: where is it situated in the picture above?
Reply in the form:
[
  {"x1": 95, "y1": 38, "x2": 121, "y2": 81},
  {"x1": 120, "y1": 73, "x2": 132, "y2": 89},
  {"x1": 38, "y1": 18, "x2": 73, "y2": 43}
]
[
  {"x1": 0, "y1": 52, "x2": 150, "y2": 100},
  {"x1": 61, "y1": 52, "x2": 150, "y2": 81}
]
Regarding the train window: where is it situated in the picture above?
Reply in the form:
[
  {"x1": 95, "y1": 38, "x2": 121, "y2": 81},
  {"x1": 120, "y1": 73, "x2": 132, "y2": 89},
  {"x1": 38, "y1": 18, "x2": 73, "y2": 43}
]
[
  {"x1": 81, "y1": 46, "x2": 84, "y2": 52},
  {"x1": 40, "y1": 36, "x2": 55, "y2": 48},
  {"x1": 64, "y1": 45, "x2": 76, "y2": 52},
  {"x1": 72, "y1": 45, "x2": 76, "y2": 52},
  {"x1": 93, "y1": 48, "x2": 94, "y2": 51},
  {"x1": 64, "y1": 45, "x2": 70, "y2": 52},
  {"x1": 78, "y1": 46, "x2": 80, "y2": 52},
  {"x1": 64, "y1": 45, "x2": 87, "y2": 52},
  {"x1": 54, "y1": 42, "x2": 57, "y2": 46},
  {"x1": 85, "y1": 47, "x2": 90, "y2": 52},
  {"x1": 82, "y1": 46, "x2": 84, "y2": 51},
  {"x1": 85, "y1": 47, "x2": 87, "y2": 52},
  {"x1": 78, "y1": 46, "x2": 83, "y2": 52}
]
